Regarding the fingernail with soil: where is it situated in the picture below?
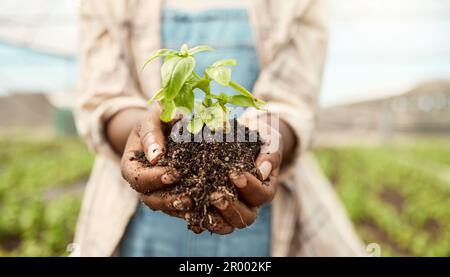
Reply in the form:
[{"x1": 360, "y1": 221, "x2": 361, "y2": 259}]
[
  {"x1": 257, "y1": 161, "x2": 272, "y2": 180},
  {"x1": 173, "y1": 196, "x2": 191, "y2": 211},
  {"x1": 161, "y1": 173, "x2": 178, "y2": 184},
  {"x1": 214, "y1": 198, "x2": 229, "y2": 210},
  {"x1": 191, "y1": 225, "x2": 204, "y2": 234},
  {"x1": 172, "y1": 199, "x2": 184, "y2": 210},
  {"x1": 230, "y1": 172, "x2": 247, "y2": 188},
  {"x1": 148, "y1": 143, "x2": 162, "y2": 164},
  {"x1": 210, "y1": 193, "x2": 229, "y2": 210}
]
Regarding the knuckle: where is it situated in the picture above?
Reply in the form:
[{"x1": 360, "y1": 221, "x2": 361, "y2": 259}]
[
  {"x1": 140, "y1": 133, "x2": 155, "y2": 150},
  {"x1": 250, "y1": 198, "x2": 265, "y2": 207},
  {"x1": 129, "y1": 172, "x2": 148, "y2": 193},
  {"x1": 262, "y1": 186, "x2": 275, "y2": 201},
  {"x1": 120, "y1": 156, "x2": 130, "y2": 178},
  {"x1": 213, "y1": 225, "x2": 234, "y2": 235},
  {"x1": 141, "y1": 197, "x2": 156, "y2": 210},
  {"x1": 273, "y1": 152, "x2": 282, "y2": 165},
  {"x1": 132, "y1": 169, "x2": 166, "y2": 194},
  {"x1": 243, "y1": 216, "x2": 256, "y2": 228},
  {"x1": 234, "y1": 217, "x2": 248, "y2": 229},
  {"x1": 120, "y1": 162, "x2": 134, "y2": 184},
  {"x1": 248, "y1": 189, "x2": 271, "y2": 206},
  {"x1": 135, "y1": 123, "x2": 143, "y2": 134},
  {"x1": 163, "y1": 197, "x2": 177, "y2": 211},
  {"x1": 207, "y1": 213, "x2": 234, "y2": 235},
  {"x1": 143, "y1": 202, "x2": 157, "y2": 211},
  {"x1": 221, "y1": 225, "x2": 235, "y2": 235},
  {"x1": 266, "y1": 190, "x2": 276, "y2": 203},
  {"x1": 142, "y1": 194, "x2": 163, "y2": 210},
  {"x1": 133, "y1": 180, "x2": 148, "y2": 194}
]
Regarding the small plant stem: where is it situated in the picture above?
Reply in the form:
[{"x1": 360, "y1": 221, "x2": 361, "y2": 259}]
[
  {"x1": 192, "y1": 71, "x2": 213, "y2": 107},
  {"x1": 204, "y1": 85, "x2": 212, "y2": 107},
  {"x1": 193, "y1": 71, "x2": 202, "y2": 80}
]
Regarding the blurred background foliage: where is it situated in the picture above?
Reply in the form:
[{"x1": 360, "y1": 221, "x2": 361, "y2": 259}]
[
  {"x1": 0, "y1": 0, "x2": 449, "y2": 257},
  {"x1": 0, "y1": 137, "x2": 93, "y2": 256},
  {"x1": 0, "y1": 136, "x2": 449, "y2": 256},
  {"x1": 316, "y1": 139, "x2": 450, "y2": 256}
]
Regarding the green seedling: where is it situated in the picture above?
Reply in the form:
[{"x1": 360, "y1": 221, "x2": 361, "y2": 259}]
[{"x1": 143, "y1": 44, "x2": 266, "y2": 134}]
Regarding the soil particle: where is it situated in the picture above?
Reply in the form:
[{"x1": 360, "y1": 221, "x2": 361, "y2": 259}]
[
  {"x1": 133, "y1": 119, "x2": 262, "y2": 232},
  {"x1": 130, "y1": 150, "x2": 151, "y2": 167}
]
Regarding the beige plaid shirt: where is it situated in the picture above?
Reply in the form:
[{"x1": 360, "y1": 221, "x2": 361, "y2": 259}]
[{"x1": 74, "y1": 0, "x2": 365, "y2": 256}]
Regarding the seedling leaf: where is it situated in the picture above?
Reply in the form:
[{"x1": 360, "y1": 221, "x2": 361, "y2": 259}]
[
  {"x1": 228, "y1": 95, "x2": 256, "y2": 107},
  {"x1": 163, "y1": 56, "x2": 195, "y2": 101},
  {"x1": 160, "y1": 99, "x2": 176, "y2": 122},
  {"x1": 180, "y1": 44, "x2": 189, "y2": 56},
  {"x1": 212, "y1": 59, "x2": 237, "y2": 67},
  {"x1": 188, "y1": 45, "x2": 215, "y2": 56},
  {"x1": 147, "y1": 88, "x2": 165, "y2": 105},
  {"x1": 187, "y1": 116, "x2": 204, "y2": 134},
  {"x1": 202, "y1": 104, "x2": 227, "y2": 130},
  {"x1": 206, "y1": 66, "x2": 232, "y2": 86},
  {"x1": 142, "y1": 49, "x2": 178, "y2": 70},
  {"x1": 144, "y1": 44, "x2": 266, "y2": 134},
  {"x1": 228, "y1": 81, "x2": 253, "y2": 98},
  {"x1": 174, "y1": 82, "x2": 195, "y2": 113}
]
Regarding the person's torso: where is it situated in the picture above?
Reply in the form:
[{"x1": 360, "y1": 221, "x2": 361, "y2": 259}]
[{"x1": 119, "y1": 0, "x2": 271, "y2": 257}]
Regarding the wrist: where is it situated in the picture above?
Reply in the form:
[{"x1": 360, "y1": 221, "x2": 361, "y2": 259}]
[
  {"x1": 279, "y1": 119, "x2": 297, "y2": 166},
  {"x1": 106, "y1": 107, "x2": 147, "y2": 155}
]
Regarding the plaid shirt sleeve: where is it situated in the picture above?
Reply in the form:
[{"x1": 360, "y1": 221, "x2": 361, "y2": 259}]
[
  {"x1": 75, "y1": 0, "x2": 147, "y2": 161},
  {"x1": 250, "y1": 0, "x2": 328, "y2": 179}
]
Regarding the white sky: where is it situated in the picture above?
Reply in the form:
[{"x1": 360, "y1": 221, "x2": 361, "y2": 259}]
[
  {"x1": 321, "y1": 0, "x2": 450, "y2": 106},
  {"x1": 0, "y1": 0, "x2": 449, "y2": 106}
]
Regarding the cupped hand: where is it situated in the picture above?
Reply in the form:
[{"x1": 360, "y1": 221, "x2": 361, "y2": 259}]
[
  {"x1": 120, "y1": 106, "x2": 192, "y2": 214},
  {"x1": 209, "y1": 114, "x2": 282, "y2": 232},
  {"x1": 121, "y1": 108, "x2": 283, "y2": 235}
]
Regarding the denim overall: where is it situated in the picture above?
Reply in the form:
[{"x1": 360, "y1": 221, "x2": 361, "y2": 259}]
[{"x1": 119, "y1": 6, "x2": 271, "y2": 257}]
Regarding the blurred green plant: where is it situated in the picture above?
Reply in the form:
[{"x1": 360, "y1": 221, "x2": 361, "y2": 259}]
[
  {"x1": 0, "y1": 137, "x2": 94, "y2": 256},
  {"x1": 315, "y1": 140, "x2": 450, "y2": 257},
  {"x1": 1, "y1": 135, "x2": 449, "y2": 257}
]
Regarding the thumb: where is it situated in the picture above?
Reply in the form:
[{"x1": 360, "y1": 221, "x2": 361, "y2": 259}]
[{"x1": 138, "y1": 108, "x2": 166, "y2": 165}]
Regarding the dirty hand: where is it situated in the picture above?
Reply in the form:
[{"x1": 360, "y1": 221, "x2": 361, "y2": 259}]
[
  {"x1": 120, "y1": 105, "x2": 192, "y2": 216},
  {"x1": 209, "y1": 114, "x2": 282, "y2": 233}
]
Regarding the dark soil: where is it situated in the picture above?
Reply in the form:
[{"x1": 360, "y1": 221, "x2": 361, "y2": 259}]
[
  {"x1": 379, "y1": 187, "x2": 405, "y2": 213},
  {"x1": 133, "y1": 119, "x2": 262, "y2": 232},
  {"x1": 360, "y1": 218, "x2": 412, "y2": 256},
  {"x1": 0, "y1": 234, "x2": 21, "y2": 252}
]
